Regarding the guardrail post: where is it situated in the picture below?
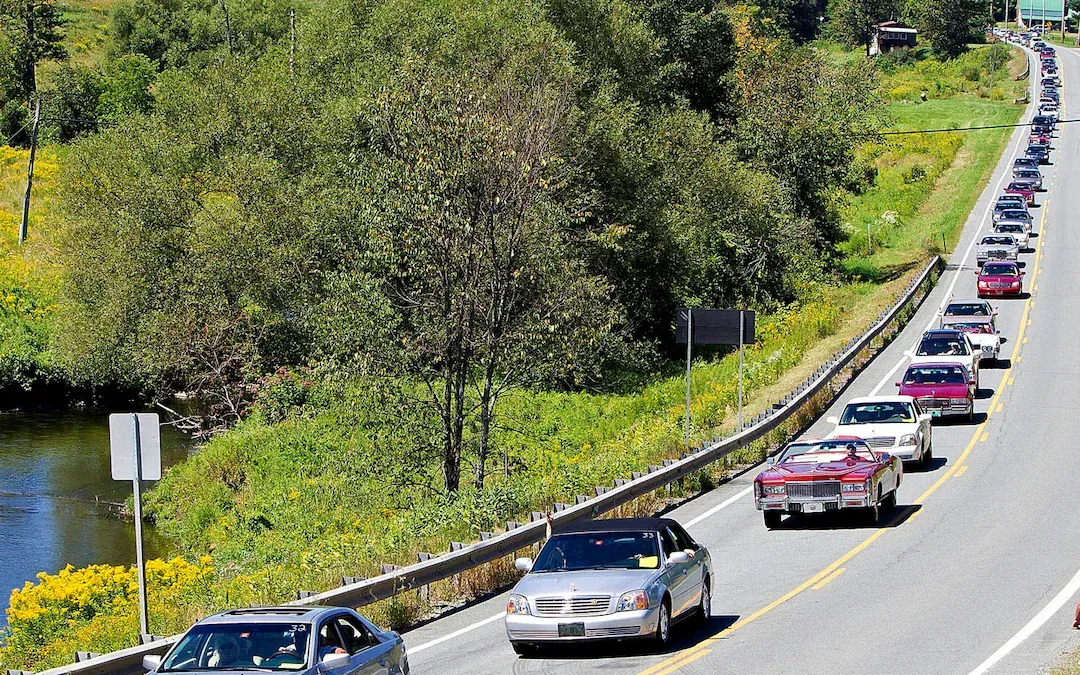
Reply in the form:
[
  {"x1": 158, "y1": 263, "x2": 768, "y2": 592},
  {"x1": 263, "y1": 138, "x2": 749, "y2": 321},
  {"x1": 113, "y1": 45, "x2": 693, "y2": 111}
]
[
  {"x1": 75, "y1": 653, "x2": 101, "y2": 663},
  {"x1": 296, "y1": 590, "x2": 317, "y2": 600}
]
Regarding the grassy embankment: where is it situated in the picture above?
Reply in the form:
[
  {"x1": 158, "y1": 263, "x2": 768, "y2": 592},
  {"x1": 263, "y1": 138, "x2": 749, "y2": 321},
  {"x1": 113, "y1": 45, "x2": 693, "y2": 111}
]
[{"x1": 0, "y1": 44, "x2": 1029, "y2": 669}]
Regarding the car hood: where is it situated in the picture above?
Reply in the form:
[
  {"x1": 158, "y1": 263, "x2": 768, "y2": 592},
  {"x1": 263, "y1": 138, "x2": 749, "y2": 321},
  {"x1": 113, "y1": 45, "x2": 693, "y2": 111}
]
[
  {"x1": 910, "y1": 354, "x2": 974, "y2": 366},
  {"x1": 760, "y1": 460, "x2": 875, "y2": 481},
  {"x1": 828, "y1": 422, "x2": 917, "y2": 438},
  {"x1": 899, "y1": 382, "x2": 969, "y2": 398},
  {"x1": 978, "y1": 274, "x2": 1021, "y2": 283},
  {"x1": 514, "y1": 568, "x2": 657, "y2": 597}
]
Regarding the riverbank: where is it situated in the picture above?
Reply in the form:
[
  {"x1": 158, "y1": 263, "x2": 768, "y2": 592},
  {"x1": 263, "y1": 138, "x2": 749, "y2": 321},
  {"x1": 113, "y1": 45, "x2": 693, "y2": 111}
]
[{"x1": 0, "y1": 41, "x2": 1030, "y2": 671}]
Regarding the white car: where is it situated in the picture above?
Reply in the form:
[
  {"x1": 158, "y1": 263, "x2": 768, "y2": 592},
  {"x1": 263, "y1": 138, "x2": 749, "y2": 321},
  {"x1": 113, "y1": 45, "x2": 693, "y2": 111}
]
[
  {"x1": 826, "y1": 396, "x2": 933, "y2": 466},
  {"x1": 907, "y1": 329, "x2": 981, "y2": 387}
]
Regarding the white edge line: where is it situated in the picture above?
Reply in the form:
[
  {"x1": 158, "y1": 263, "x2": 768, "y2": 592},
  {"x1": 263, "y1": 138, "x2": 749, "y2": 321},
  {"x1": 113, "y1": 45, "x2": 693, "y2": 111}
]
[
  {"x1": 869, "y1": 46, "x2": 1039, "y2": 397},
  {"x1": 408, "y1": 611, "x2": 505, "y2": 654},
  {"x1": 966, "y1": 566, "x2": 1080, "y2": 675},
  {"x1": 684, "y1": 486, "x2": 755, "y2": 528}
]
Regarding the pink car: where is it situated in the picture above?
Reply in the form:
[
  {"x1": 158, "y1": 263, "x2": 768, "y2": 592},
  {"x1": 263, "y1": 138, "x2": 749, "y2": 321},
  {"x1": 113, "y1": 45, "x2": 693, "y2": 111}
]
[
  {"x1": 1005, "y1": 182, "x2": 1035, "y2": 205},
  {"x1": 897, "y1": 362, "x2": 975, "y2": 422}
]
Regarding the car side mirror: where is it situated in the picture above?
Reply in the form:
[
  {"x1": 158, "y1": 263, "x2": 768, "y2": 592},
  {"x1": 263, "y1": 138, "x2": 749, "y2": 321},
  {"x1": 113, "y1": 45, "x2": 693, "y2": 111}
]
[
  {"x1": 143, "y1": 655, "x2": 163, "y2": 672},
  {"x1": 969, "y1": 379, "x2": 976, "y2": 385},
  {"x1": 1000, "y1": 336, "x2": 1008, "y2": 343},
  {"x1": 1020, "y1": 271, "x2": 1026, "y2": 276},
  {"x1": 903, "y1": 349, "x2": 914, "y2": 358},
  {"x1": 973, "y1": 270, "x2": 980, "y2": 275},
  {"x1": 765, "y1": 456, "x2": 775, "y2": 466},
  {"x1": 666, "y1": 551, "x2": 691, "y2": 565},
  {"x1": 895, "y1": 381, "x2": 901, "y2": 387},
  {"x1": 514, "y1": 557, "x2": 534, "y2": 572},
  {"x1": 918, "y1": 413, "x2": 932, "y2": 423},
  {"x1": 826, "y1": 416, "x2": 839, "y2": 425},
  {"x1": 320, "y1": 652, "x2": 351, "y2": 670}
]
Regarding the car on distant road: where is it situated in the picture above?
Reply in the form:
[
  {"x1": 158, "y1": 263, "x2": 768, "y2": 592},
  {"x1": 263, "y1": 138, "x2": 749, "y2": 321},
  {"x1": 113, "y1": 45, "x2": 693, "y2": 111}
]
[
  {"x1": 1013, "y1": 168, "x2": 1043, "y2": 190},
  {"x1": 996, "y1": 209, "x2": 1032, "y2": 230},
  {"x1": 976, "y1": 233, "x2": 1020, "y2": 265},
  {"x1": 1025, "y1": 144, "x2": 1050, "y2": 164},
  {"x1": 908, "y1": 328, "x2": 981, "y2": 387},
  {"x1": 897, "y1": 363, "x2": 975, "y2": 422},
  {"x1": 505, "y1": 518, "x2": 711, "y2": 653},
  {"x1": 976, "y1": 261, "x2": 1025, "y2": 298},
  {"x1": 993, "y1": 201, "x2": 1029, "y2": 222},
  {"x1": 143, "y1": 606, "x2": 409, "y2": 675},
  {"x1": 1005, "y1": 181, "x2": 1036, "y2": 205},
  {"x1": 939, "y1": 316, "x2": 1005, "y2": 363},
  {"x1": 1029, "y1": 132, "x2": 1052, "y2": 146},
  {"x1": 993, "y1": 221, "x2": 1029, "y2": 249},
  {"x1": 754, "y1": 438, "x2": 902, "y2": 528},
  {"x1": 825, "y1": 396, "x2": 933, "y2": 466},
  {"x1": 1013, "y1": 157, "x2": 1040, "y2": 171},
  {"x1": 943, "y1": 298, "x2": 995, "y2": 319}
]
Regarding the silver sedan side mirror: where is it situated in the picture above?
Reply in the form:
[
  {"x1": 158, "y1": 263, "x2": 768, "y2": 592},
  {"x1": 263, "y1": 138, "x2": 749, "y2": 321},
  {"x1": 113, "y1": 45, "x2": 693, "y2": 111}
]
[
  {"x1": 666, "y1": 551, "x2": 691, "y2": 565},
  {"x1": 918, "y1": 413, "x2": 932, "y2": 423},
  {"x1": 143, "y1": 655, "x2": 163, "y2": 672},
  {"x1": 514, "y1": 557, "x2": 533, "y2": 572}
]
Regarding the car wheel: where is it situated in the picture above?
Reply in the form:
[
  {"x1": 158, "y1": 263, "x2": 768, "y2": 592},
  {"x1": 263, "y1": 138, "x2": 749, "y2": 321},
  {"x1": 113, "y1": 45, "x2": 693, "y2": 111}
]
[
  {"x1": 967, "y1": 405, "x2": 974, "y2": 423},
  {"x1": 883, "y1": 488, "x2": 897, "y2": 511},
  {"x1": 866, "y1": 491, "x2": 881, "y2": 525},
  {"x1": 763, "y1": 511, "x2": 782, "y2": 529},
  {"x1": 653, "y1": 599, "x2": 671, "y2": 648},
  {"x1": 511, "y1": 642, "x2": 536, "y2": 657},
  {"x1": 922, "y1": 440, "x2": 933, "y2": 467},
  {"x1": 695, "y1": 580, "x2": 711, "y2": 625}
]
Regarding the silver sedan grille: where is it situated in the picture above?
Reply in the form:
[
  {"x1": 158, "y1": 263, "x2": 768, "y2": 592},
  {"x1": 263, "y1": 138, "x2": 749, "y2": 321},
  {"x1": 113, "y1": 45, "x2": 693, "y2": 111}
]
[
  {"x1": 786, "y1": 481, "x2": 841, "y2": 499},
  {"x1": 533, "y1": 595, "x2": 612, "y2": 617}
]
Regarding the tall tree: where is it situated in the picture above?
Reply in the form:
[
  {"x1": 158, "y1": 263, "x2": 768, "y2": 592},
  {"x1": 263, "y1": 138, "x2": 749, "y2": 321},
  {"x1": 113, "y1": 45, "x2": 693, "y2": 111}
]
[
  {"x1": 0, "y1": 0, "x2": 65, "y2": 101},
  {"x1": 830, "y1": 0, "x2": 899, "y2": 52},
  {"x1": 906, "y1": 0, "x2": 984, "y2": 57}
]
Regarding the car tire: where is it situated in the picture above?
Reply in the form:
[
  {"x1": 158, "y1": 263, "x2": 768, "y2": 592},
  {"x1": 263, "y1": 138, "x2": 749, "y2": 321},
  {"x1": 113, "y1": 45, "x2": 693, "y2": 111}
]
[
  {"x1": 511, "y1": 642, "x2": 536, "y2": 657},
  {"x1": 695, "y1": 580, "x2": 711, "y2": 625},
  {"x1": 967, "y1": 405, "x2": 974, "y2": 423},
  {"x1": 763, "y1": 511, "x2": 782, "y2": 530},
  {"x1": 653, "y1": 599, "x2": 671, "y2": 648},
  {"x1": 922, "y1": 440, "x2": 933, "y2": 468},
  {"x1": 866, "y1": 491, "x2": 881, "y2": 525},
  {"x1": 883, "y1": 489, "x2": 897, "y2": 511}
]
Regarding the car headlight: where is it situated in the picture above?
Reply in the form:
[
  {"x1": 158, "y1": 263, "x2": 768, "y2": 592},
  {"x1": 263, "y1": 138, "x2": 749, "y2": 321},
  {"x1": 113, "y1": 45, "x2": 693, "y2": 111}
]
[
  {"x1": 950, "y1": 397, "x2": 969, "y2": 405},
  {"x1": 841, "y1": 482, "x2": 865, "y2": 493},
  {"x1": 616, "y1": 590, "x2": 650, "y2": 612},
  {"x1": 761, "y1": 484, "x2": 786, "y2": 495},
  {"x1": 1011, "y1": 281, "x2": 1021, "y2": 287},
  {"x1": 506, "y1": 594, "x2": 531, "y2": 615},
  {"x1": 898, "y1": 434, "x2": 917, "y2": 446}
]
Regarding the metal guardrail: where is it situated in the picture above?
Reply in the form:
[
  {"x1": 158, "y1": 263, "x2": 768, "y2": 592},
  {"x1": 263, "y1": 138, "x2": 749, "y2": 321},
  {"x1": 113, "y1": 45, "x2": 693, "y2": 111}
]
[{"x1": 35, "y1": 256, "x2": 942, "y2": 675}]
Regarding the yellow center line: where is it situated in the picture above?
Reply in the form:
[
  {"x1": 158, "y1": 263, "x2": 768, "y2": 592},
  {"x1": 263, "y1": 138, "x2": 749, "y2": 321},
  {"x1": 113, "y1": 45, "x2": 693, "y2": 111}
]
[
  {"x1": 979, "y1": 432, "x2": 989, "y2": 442},
  {"x1": 954, "y1": 465, "x2": 969, "y2": 477},
  {"x1": 811, "y1": 567, "x2": 846, "y2": 591},
  {"x1": 635, "y1": 150, "x2": 1050, "y2": 675}
]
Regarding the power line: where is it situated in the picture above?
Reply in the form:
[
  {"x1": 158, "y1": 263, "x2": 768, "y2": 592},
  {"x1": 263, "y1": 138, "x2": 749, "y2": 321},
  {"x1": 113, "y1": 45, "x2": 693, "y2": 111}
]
[
  {"x1": 880, "y1": 117, "x2": 1071, "y2": 135},
  {"x1": 4, "y1": 121, "x2": 30, "y2": 146}
]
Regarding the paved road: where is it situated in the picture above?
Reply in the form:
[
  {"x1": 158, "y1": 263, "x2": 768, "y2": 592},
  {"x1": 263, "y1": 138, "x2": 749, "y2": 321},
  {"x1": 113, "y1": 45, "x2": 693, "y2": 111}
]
[{"x1": 399, "y1": 46, "x2": 1080, "y2": 675}]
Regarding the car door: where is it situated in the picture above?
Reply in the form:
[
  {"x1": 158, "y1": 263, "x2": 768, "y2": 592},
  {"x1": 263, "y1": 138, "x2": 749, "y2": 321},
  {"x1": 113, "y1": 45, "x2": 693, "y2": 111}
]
[
  {"x1": 911, "y1": 400, "x2": 930, "y2": 453},
  {"x1": 659, "y1": 527, "x2": 692, "y2": 616},
  {"x1": 668, "y1": 523, "x2": 705, "y2": 612},
  {"x1": 315, "y1": 616, "x2": 363, "y2": 675},
  {"x1": 335, "y1": 614, "x2": 398, "y2": 675}
]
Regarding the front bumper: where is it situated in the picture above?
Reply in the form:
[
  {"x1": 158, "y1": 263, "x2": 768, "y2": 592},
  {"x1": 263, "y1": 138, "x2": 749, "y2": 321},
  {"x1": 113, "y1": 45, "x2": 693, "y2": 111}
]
[
  {"x1": 756, "y1": 494, "x2": 872, "y2": 513},
  {"x1": 978, "y1": 286, "x2": 1023, "y2": 297},
  {"x1": 919, "y1": 401, "x2": 973, "y2": 418},
  {"x1": 505, "y1": 607, "x2": 658, "y2": 643},
  {"x1": 890, "y1": 443, "x2": 921, "y2": 461}
]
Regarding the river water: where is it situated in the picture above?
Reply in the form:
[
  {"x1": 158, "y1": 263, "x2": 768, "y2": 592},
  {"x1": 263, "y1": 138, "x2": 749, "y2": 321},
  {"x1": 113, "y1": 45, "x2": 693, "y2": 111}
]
[{"x1": 0, "y1": 409, "x2": 192, "y2": 616}]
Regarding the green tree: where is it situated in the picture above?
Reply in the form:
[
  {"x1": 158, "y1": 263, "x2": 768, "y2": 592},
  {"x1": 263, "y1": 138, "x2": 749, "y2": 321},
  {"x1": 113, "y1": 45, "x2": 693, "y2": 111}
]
[
  {"x1": 906, "y1": 0, "x2": 984, "y2": 57},
  {"x1": 830, "y1": 0, "x2": 899, "y2": 51},
  {"x1": 0, "y1": 0, "x2": 65, "y2": 101}
]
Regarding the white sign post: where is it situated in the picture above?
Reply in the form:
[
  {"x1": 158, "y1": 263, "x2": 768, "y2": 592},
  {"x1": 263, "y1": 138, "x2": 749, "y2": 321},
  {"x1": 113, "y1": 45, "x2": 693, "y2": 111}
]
[{"x1": 109, "y1": 413, "x2": 161, "y2": 637}]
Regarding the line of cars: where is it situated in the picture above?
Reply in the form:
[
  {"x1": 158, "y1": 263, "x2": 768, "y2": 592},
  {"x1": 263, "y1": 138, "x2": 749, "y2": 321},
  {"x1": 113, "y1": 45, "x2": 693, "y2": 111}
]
[{"x1": 753, "y1": 42, "x2": 1053, "y2": 530}]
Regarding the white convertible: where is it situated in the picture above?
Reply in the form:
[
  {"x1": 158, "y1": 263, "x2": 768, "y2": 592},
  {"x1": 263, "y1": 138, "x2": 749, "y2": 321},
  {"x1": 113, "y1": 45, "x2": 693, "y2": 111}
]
[{"x1": 826, "y1": 396, "x2": 933, "y2": 466}]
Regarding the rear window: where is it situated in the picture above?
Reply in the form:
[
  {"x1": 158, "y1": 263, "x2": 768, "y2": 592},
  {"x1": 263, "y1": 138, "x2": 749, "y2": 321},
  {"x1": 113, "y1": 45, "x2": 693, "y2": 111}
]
[
  {"x1": 917, "y1": 335, "x2": 969, "y2": 356},
  {"x1": 982, "y1": 263, "x2": 1018, "y2": 276},
  {"x1": 904, "y1": 366, "x2": 967, "y2": 385}
]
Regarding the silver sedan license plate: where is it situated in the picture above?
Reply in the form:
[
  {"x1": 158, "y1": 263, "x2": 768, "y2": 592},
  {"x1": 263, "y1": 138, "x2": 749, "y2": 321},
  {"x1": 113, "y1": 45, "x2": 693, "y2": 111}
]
[
  {"x1": 558, "y1": 623, "x2": 585, "y2": 637},
  {"x1": 803, "y1": 502, "x2": 825, "y2": 513}
]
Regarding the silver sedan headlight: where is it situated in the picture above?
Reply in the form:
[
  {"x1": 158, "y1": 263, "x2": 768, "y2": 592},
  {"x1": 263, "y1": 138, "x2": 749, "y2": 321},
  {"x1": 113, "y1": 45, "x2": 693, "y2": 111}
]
[
  {"x1": 616, "y1": 590, "x2": 650, "y2": 612},
  {"x1": 506, "y1": 594, "x2": 531, "y2": 615},
  {"x1": 898, "y1": 433, "x2": 917, "y2": 446}
]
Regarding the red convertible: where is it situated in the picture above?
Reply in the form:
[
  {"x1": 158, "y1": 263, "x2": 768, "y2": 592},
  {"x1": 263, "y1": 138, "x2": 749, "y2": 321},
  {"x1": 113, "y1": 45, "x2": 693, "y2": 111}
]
[
  {"x1": 1005, "y1": 182, "x2": 1035, "y2": 205},
  {"x1": 976, "y1": 261, "x2": 1024, "y2": 298},
  {"x1": 754, "y1": 438, "x2": 902, "y2": 529},
  {"x1": 897, "y1": 362, "x2": 975, "y2": 421}
]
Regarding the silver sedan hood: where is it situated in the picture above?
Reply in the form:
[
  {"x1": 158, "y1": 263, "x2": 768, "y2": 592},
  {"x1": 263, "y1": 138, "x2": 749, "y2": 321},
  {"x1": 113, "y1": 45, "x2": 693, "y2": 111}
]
[{"x1": 514, "y1": 568, "x2": 657, "y2": 597}]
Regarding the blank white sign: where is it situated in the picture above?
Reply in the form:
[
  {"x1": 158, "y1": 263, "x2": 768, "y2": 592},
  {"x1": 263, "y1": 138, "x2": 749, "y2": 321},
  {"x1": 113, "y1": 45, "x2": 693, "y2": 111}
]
[{"x1": 109, "y1": 413, "x2": 162, "y2": 481}]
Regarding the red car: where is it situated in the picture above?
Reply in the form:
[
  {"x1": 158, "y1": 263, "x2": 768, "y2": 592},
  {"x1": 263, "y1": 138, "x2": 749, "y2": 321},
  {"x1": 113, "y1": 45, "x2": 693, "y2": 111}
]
[
  {"x1": 896, "y1": 362, "x2": 975, "y2": 422},
  {"x1": 975, "y1": 260, "x2": 1024, "y2": 298},
  {"x1": 1005, "y1": 181, "x2": 1035, "y2": 205},
  {"x1": 754, "y1": 438, "x2": 902, "y2": 528},
  {"x1": 1029, "y1": 133, "x2": 1051, "y2": 146}
]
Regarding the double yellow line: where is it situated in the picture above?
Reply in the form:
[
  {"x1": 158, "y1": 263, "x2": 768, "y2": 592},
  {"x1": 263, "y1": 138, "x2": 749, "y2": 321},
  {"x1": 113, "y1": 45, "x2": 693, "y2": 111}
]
[{"x1": 638, "y1": 167, "x2": 1051, "y2": 675}]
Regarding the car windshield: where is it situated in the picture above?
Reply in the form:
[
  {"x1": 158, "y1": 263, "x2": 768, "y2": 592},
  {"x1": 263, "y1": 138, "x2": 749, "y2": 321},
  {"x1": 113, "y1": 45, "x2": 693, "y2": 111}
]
[
  {"x1": 1000, "y1": 211, "x2": 1029, "y2": 220},
  {"x1": 779, "y1": 439, "x2": 876, "y2": 463},
  {"x1": 945, "y1": 302, "x2": 990, "y2": 316},
  {"x1": 943, "y1": 322, "x2": 990, "y2": 333},
  {"x1": 996, "y1": 223, "x2": 1023, "y2": 233},
  {"x1": 532, "y1": 531, "x2": 662, "y2": 571},
  {"x1": 839, "y1": 402, "x2": 915, "y2": 425},
  {"x1": 1007, "y1": 183, "x2": 1030, "y2": 191},
  {"x1": 160, "y1": 623, "x2": 310, "y2": 672},
  {"x1": 1015, "y1": 172, "x2": 1039, "y2": 179},
  {"x1": 903, "y1": 366, "x2": 967, "y2": 385},
  {"x1": 917, "y1": 336, "x2": 969, "y2": 356},
  {"x1": 983, "y1": 263, "x2": 1018, "y2": 276},
  {"x1": 981, "y1": 236, "x2": 1014, "y2": 245}
]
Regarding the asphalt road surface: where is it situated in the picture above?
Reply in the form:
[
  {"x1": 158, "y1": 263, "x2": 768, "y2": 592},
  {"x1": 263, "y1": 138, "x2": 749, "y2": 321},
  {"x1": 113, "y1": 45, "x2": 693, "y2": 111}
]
[{"x1": 398, "y1": 46, "x2": 1080, "y2": 675}]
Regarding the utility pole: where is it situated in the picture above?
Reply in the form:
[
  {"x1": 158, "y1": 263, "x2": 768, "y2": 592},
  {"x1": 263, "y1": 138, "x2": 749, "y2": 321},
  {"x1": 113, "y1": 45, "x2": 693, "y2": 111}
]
[
  {"x1": 19, "y1": 100, "x2": 41, "y2": 246},
  {"x1": 221, "y1": 0, "x2": 233, "y2": 53},
  {"x1": 1061, "y1": 0, "x2": 1067, "y2": 41},
  {"x1": 1005, "y1": 0, "x2": 1010, "y2": 30}
]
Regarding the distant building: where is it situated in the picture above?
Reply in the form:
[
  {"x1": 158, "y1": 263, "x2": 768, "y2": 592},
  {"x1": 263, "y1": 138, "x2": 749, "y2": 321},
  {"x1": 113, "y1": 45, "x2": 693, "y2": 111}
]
[
  {"x1": 1016, "y1": 0, "x2": 1064, "y2": 28},
  {"x1": 870, "y1": 21, "x2": 918, "y2": 55}
]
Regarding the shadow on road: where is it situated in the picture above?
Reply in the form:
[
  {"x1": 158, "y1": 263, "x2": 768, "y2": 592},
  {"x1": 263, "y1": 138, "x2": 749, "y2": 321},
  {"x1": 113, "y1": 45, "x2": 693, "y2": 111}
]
[
  {"x1": 975, "y1": 387, "x2": 995, "y2": 400},
  {"x1": 521, "y1": 615, "x2": 741, "y2": 660},
  {"x1": 769, "y1": 503, "x2": 922, "y2": 531}
]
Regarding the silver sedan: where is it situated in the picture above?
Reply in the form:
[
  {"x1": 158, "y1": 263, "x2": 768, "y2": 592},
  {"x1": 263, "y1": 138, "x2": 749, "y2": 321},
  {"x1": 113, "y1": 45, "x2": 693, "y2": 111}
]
[
  {"x1": 144, "y1": 606, "x2": 408, "y2": 675},
  {"x1": 504, "y1": 517, "x2": 712, "y2": 654}
]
